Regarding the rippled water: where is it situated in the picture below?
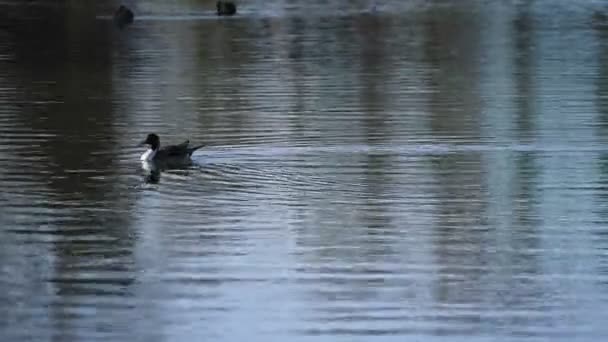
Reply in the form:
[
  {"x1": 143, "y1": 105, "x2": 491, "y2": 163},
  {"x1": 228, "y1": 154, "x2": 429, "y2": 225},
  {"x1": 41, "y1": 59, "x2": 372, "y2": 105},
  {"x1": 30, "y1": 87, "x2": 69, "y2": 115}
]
[{"x1": 2, "y1": 0, "x2": 608, "y2": 341}]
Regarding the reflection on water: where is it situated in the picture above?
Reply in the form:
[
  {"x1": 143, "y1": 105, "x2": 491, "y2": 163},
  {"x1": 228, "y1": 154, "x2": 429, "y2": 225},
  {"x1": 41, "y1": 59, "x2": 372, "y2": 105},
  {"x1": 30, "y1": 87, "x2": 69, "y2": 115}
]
[{"x1": 2, "y1": 0, "x2": 608, "y2": 341}]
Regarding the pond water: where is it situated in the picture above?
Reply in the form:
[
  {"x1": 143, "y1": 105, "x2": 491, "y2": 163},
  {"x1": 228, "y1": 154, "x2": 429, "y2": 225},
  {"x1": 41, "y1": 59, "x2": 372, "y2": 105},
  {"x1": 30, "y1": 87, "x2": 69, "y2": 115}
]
[{"x1": 2, "y1": 1, "x2": 608, "y2": 341}]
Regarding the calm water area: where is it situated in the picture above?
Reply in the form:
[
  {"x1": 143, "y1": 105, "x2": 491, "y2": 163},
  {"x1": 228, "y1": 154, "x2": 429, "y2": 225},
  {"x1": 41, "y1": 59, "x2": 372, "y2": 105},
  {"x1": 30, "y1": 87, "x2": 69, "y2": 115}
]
[{"x1": 2, "y1": 0, "x2": 608, "y2": 341}]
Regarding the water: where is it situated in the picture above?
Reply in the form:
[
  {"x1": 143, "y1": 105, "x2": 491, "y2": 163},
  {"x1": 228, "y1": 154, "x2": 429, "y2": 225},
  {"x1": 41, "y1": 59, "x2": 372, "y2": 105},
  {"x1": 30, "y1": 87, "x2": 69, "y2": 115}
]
[{"x1": 2, "y1": 0, "x2": 608, "y2": 341}]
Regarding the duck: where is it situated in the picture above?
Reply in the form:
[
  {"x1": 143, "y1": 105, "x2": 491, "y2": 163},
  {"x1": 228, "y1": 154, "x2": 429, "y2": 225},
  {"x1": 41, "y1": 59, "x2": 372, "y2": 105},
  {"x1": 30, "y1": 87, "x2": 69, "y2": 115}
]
[
  {"x1": 216, "y1": 1, "x2": 237, "y2": 16},
  {"x1": 139, "y1": 133, "x2": 204, "y2": 165},
  {"x1": 114, "y1": 5, "x2": 134, "y2": 28}
]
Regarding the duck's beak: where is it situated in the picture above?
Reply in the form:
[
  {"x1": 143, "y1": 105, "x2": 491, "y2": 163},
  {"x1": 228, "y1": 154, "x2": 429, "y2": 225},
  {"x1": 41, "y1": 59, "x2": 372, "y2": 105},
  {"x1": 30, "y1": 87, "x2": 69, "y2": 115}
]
[{"x1": 139, "y1": 140, "x2": 148, "y2": 147}]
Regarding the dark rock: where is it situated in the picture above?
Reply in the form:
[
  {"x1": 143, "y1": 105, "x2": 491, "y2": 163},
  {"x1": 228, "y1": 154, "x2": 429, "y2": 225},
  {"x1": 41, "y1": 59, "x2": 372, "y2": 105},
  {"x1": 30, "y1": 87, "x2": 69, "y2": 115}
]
[
  {"x1": 216, "y1": 1, "x2": 237, "y2": 16},
  {"x1": 114, "y1": 5, "x2": 134, "y2": 28}
]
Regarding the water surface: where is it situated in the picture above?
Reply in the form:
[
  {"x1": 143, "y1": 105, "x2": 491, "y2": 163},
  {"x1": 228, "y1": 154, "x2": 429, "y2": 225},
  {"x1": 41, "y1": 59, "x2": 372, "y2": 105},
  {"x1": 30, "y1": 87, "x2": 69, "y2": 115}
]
[{"x1": 2, "y1": 1, "x2": 608, "y2": 341}]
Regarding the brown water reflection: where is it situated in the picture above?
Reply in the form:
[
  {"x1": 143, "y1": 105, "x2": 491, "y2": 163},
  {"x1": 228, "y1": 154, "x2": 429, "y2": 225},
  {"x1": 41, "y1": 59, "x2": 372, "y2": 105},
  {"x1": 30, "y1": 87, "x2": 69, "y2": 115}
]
[{"x1": 2, "y1": 1, "x2": 608, "y2": 341}]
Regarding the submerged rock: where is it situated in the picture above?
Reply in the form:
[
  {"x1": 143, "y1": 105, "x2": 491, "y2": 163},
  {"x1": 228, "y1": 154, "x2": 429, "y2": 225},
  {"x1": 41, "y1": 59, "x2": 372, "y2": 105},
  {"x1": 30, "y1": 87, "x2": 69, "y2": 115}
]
[
  {"x1": 216, "y1": 1, "x2": 237, "y2": 16},
  {"x1": 114, "y1": 5, "x2": 134, "y2": 28}
]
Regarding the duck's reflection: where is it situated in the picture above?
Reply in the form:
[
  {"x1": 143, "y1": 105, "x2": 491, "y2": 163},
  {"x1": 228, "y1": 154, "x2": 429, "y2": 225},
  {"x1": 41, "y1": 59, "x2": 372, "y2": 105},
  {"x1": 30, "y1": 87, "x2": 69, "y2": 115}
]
[
  {"x1": 141, "y1": 159, "x2": 198, "y2": 184},
  {"x1": 142, "y1": 162, "x2": 162, "y2": 184}
]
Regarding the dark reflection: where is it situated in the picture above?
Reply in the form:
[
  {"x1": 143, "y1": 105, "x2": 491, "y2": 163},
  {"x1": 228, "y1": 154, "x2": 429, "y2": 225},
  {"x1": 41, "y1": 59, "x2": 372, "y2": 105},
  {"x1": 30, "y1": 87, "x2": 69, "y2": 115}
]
[
  {"x1": 0, "y1": 3, "x2": 137, "y2": 340},
  {"x1": 140, "y1": 161, "x2": 200, "y2": 184},
  {"x1": 423, "y1": 6, "x2": 483, "y2": 143},
  {"x1": 357, "y1": 12, "x2": 389, "y2": 144},
  {"x1": 502, "y1": 152, "x2": 547, "y2": 314},
  {"x1": 143, "y1": 166, "x2": 162, "y2": 184},
  {"x1": 422, "y1": 6, "x2": 487, "y2": 318},
  {"x1": 491, "y1": 2, "x2": 551, "y2": 332},
  {"x1": 288, "y1": 12, "x2": 404, "y2": 331},
  {"x1": 356, "y1": 12, "x2": 398, "y2": 268},
  {"x1": 424, "y1": 2, "x2": 551, "y2": 334},
  {"x1": 428, "y1": 152, "x2": 488, "y2": 311},
  {"x1": 190, "y1": 17, "x2": 259, "y2": 146},
  {"x1": 513, "y1": 2, "x2": 537, "y2": 139},
  {"x1": 593, "y1": 9, "x2": 608, "y2": 29},
  {"x1": 593, "y1": 10, "x2": 608, "y2": 289},
  {"x1": 287, "y1": 16, "x2": 306, "y2": 60},
  {"x1": 287, "y1": 22, "x2": 308, "y2": 144}
]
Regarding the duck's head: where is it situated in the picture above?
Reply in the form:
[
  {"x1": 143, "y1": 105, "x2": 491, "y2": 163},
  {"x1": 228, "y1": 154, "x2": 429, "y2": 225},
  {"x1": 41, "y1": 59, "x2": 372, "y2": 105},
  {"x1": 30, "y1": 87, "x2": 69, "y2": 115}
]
[{"x1": 140, "y1": 133, "x2": 160, "y2": 150}]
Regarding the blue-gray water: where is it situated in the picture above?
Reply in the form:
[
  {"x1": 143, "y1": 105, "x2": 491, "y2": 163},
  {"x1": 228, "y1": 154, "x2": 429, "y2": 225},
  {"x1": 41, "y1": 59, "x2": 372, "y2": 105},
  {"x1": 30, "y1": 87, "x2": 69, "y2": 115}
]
[{"x1": 2, "y1": 0, "x2": 608, "y2": 341}]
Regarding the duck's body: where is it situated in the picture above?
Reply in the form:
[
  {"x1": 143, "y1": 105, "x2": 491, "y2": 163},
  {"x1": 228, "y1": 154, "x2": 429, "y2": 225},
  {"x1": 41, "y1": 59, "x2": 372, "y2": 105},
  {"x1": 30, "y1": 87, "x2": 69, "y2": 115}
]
[
  {"x1": 114, "y1": 5, "x2": 134, "y2": 28},
  {"x1": 140, "y1": 134, "x2": 204, "y2": 166},
  {"x1": 216, "y1": 1, "x2": 237, "y2": 16}
]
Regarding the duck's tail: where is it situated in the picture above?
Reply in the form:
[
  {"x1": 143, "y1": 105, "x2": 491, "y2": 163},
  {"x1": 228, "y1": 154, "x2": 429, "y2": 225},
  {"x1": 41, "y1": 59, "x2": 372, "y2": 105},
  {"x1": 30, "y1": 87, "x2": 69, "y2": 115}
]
[{"x1": 188, "y1": 144, "x2": 205, "y2": 156}]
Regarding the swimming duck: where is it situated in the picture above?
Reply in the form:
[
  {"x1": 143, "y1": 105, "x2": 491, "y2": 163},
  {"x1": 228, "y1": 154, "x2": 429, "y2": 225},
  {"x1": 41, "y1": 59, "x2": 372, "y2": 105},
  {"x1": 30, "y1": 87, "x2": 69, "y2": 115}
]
[
  {"x1": 139, "y1": 133, "x2": 204, "y2": 165},
  {"x1": 114, "y1": 5, "x2": 134, "y2": 28},
  {"x1": 216, "y1": 1, "x2": 237, "y2": 16}
]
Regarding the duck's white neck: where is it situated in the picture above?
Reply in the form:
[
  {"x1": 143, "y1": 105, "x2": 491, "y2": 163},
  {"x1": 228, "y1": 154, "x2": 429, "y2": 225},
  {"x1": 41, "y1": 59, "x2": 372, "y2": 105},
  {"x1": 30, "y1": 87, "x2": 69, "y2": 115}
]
[{"x1": 140, "y1": 148, "x2": 157, "y2": 162}]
